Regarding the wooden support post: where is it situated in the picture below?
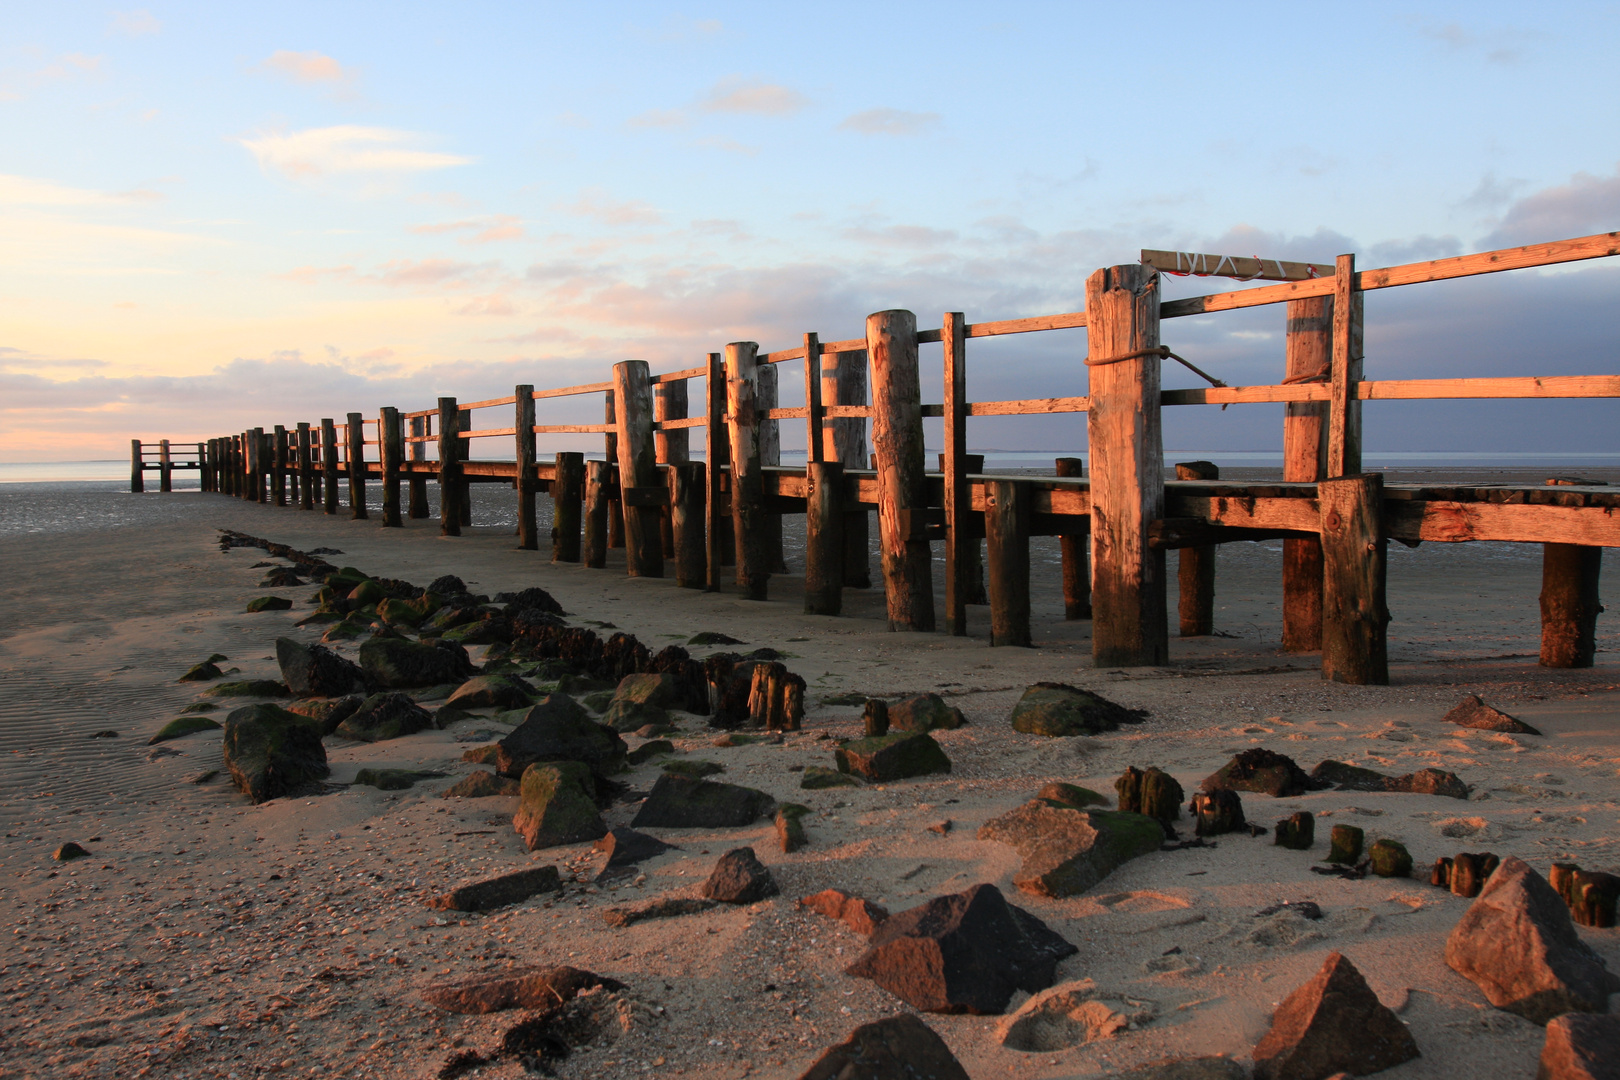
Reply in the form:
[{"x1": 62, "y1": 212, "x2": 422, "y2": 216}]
[
  {"x1": 252, "y1": 428, "x2": 267, "y2": 502},
  {"x1": 985, "y1": 479, "x2": 1032, "y2": 647},
  {"x1": 379, "y1": 407, "x2": 403, "y2": 527},
  {"x1": 583, "y1": 459, "x2": 610, "y2": 569},
  {"x1": 1320, "y1": 474, "x2": 1389, "y2": 685},
  {"x1": 805, "y1": 461, "x2": 845, "y2": 615},
  {"x1": 320, "y1": 419, "x2": 339, "y2": 514},
  {"x1": 726, "y1": 341, "x2": 769, "y2": 600},
  {"x1": 221, "y1": 437, "x2": 232, "y2": 497},
  {"x1": 604, "y1": 391, "x2": 624, "y2": 549},
  {"x1": 1054, "y1": 457, "x2": 1091, "y2": 618},
  {"x1": 437, "y1": 398, "x2": 460, "y2": 536},
  {"x1": 613, "y1": 360, "x2": 664, "y2": 578},
  {"x1": 1326, "y1": 254, "x2": 1364, "y2": 478},
  {"x1": 758, "y1": 361, "x2": 786, "y2": 572},
  {"x1": 1174, "y1": 461, "x2": 1219, "y2": 636},
  {"x1": 130, "y1": 440, "x2": 144, "y2": 493},
  {"x1": 345, "y1": 413, "x2": 367, "y2": 519},
  {"x1": 456, "y1": 408, "x2": 472, "y2": 527},
  {"x1": 1086, "y1": 264, "x2": 1167, "y2": 667},
  {"x1": 670, "y1": 461, "x2": 705, "y2": 588},
  {"x1": 822, "y1": 348, "x2": 871, "y2": 587},
  {"x1": 1283, "y1": 295, "x2": 1331, "y2": 651},
  {"x1": 867, "y1": 309, "x2": 935, "y2": 632},
  {"x1": 407, "y1": 416, "x2": 429, "y2": 518},
  {"x1": 271, "y1": 427, "x2": 287, "y2": 504},
  {"x1": 295, "y1": 423, "x2": 313, "y2": 510},
  {"x1": 1541, "y1": 543, "x2": 1603, "y2": 668},
  {"x1": 157, "y1": 439, "x2": 172, "y2": 493},
  {"x1": 803, "y1": 333, "x2": 823, "y2": 465},
  {"x1": 655, "y1": 377, "x2": 689, "y2": 559},
  {"x1": 943, "y1": 312, "x2": 971, "y2": 635},
  {"x1": 551, "y1": 452, "x2": 585, "y2": 562},
  {"x1": 704, "y1": 352, "x2": 726, "y2": 592},
  {"x1": 514, "y1": 385, "x2": 538, "y2": 549},
  {"x1": 199, "y1": 439, "x2": 210, "y2": 493}
]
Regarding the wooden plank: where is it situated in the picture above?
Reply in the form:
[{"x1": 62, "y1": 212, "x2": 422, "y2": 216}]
[
  {"x1": 651, "y1": 365, "x2": 707, "y2": 384},
  {"x1": 515, "y1": 385, "x2": 537, "y2": 549},
  {"x1": 437, "y1": 398, "x2": 459, "y2": 536},
  {"x1": 1326, "y1": 254, "x2": 1361, "y2": 477},
  {"x1": 613, "y1": 360, "x2": 664, "y2": 578},
  {"x1": 1320, "y1": 475, "x2": 1389, "y2": 685},
  {"x1": 460, "y1": 394, "x2": 518, "y2": 410},
  {"x1": 460, "y1": 426, "x2": 518, "y2": 440},
  {"x1": 766, "y1": 406, "x2": 810, "y2": 420},
  {"x1": 966, "y1": 311, "x2": 1087, "y2": 337},
  {"x1": 943, "y1": 312, "x2": 970, "y2": 636},
  {"x1": 1385, "y1": 501, "x2": 1620, "y2": 545},
  {"x1": 868, "y1": 309, "x2": 935, "y2": 631},
  {"x1": 1361, "y1": 375, "x2": 1620, "y2": 400},
  {"x1": 1168, "y1": 492, "x2": 1322, "y2": 532},
  {"x1": 727, "y1": 341, "x2": 769, "y2": 599},
  {"x1": 1087, "y1": 264, "x2": 1167, "y2": 666},
  {"x1": 657, "y1": 416, "x2": 707, "y2": 430},
  {"x1": 1283, "y1": 295, "x2": 1331, "y2": 653},
  {"x1": 704, "y1": 351, "x2": 725, "y2": 591},
  {"x1": 1174, "y1": 461, "x2": 1219, "y2": 636},
  {"x1": 531, "y1": 380, "x2": 614, "y2": 401},
  {"x1": 552, "y1": 452, "x2": 584, "y2": 563},
  {"x1": 967, "y1": 396, "x2": 1090, "y2": 416},
  {"x1": 532, "y1": 424, "x2": 614, "y2": 434},
  {"x1": 1142, "y1": 249, "x2": 1336, "y2": 282},
  {"x1": 1164, "y1": 384, "x2": 1328, "y2": 405},
  {"x1": 985, "y1": 479, "x2": 1032, "y2": 647},
  {"x1": 822, "y1": 347, "x2": 872, "y2": 588}
]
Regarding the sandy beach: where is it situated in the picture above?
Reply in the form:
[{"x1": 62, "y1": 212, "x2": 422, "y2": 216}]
[{"x1": 3, "y1": 476, "x2": 1618, "y2": 1080}]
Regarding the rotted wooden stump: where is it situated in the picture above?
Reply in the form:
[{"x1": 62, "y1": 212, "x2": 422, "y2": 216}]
[
  {"x1": 1115, "y1": 766, "x2": 1184, "y2": 831},
  {"x1": 1327, "y1": 824, "x2": 1364, "y2": 865},
  {"x1": 747, "y1": 662, "x2": 805, "y2": 731},
  {"x1": 1368, "y1": 839, "x2": 1413, "y2": 878},
  {"x1": 863, "y1": 699, "x2": 890, "y2": 737},
  {"x1": 1446, "y1": 852, "x2": 1500, "y2": 898},
  {"x1": 1190, "y1": 789, "x2": 1244, "y2": 837},
  {"x1": 1552, "y1": 862, "x2": 1620, "y2": 928},
  {"x1": 1274, "y1": 811, "x2": 1315, "y2": 851}
]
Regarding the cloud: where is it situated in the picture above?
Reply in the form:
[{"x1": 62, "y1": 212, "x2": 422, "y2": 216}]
[
  {"x1": 409, "y1": 215, "x2": 525, "y2": 244},
  {"x1": 110, "y1": 9, "x2": 161, "y2": 36},
  {"x1": 839, "y1": 108, "x2": 940, "y2": 136},
  {"x1": 261, "y1": 49, "x2": 355, "y2": 86},
  {"x1": 454, "y1": 294, "x2": 516, "y2": 317},
  {"x1": 236, "y1": 126, "x2": 472, "y2": 178},
  {"x1": 1480, "y1": 165, "x2": 1620, "y2": 249},
  {"x1": 0, "y1": 174, "x2": 159, "y2": 207},
  {"x1": 699, "y1": 78, "x2": 807, "y2": 116},
  {"x1": 841, "y1": 224, "x2": 959, "y2": 249},
  {"x1": 694, "y1": 136, "x2": 758, "y2": 157},
  {"x1": 561, "y1": 188, "x2": 662, "y2": 227},
  {"x1": 367, "y1": 258, "x2": 487, "y2": 288},
  {"x1": 627, "y1": 109, "x2": 687, "y2": 130}
]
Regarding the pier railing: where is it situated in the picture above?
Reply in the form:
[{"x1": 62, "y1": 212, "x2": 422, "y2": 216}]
[{"x1": 135, "y1": 229, "x2": 1620, "y2": 683}]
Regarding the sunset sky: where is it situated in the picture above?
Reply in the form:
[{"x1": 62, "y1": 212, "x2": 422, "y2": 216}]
[{"x1": 3, "y1": 2, "x2": 1618, "y2": 460}]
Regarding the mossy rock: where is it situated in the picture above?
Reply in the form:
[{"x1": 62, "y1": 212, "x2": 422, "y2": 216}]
[
  {"x1": 688, "y1": 631, "x2": 744, "y2": 646},
  {"x1": 1368, "y1": 838, "x2": 1412, "y2": 878},
  {"x1": 245, "y1": 596, "x2": 294, "y2": 613},
  {"x1": 627, "y1": 739, "x2": 675, "y2": 766},
  {"x1": 801, "y1": 765, "x2": 861, "y2": 789},
  {"x1": 347, "y1": 579, "x2": 385, "y2": 606},
  {"x1": 1328, "y1": 824, "x2": 1365, "y2": 865},
  {"x1": 324, "y1": 567, "x2": 370, "y2": 591},
  {"x1": 661, "y1": 759, "x2": 725, "y2": 779},
  {"x1": 353, "y1": 767, "x2": 444, "y2": 791},
  {"x1": 1036, "y1": 782, "x2": 1110, "y2": 809},
  {"x1": 333, "y1": 692, "x2": 435, "y2": 743},
  {"x1": 358, "y1": 637, "x2": 476, "y2": 689},
  {"x1": 222, "y1": 703, "x2": 329, "y2": 804},
  {"x1": 834, "y1": 732, "x2": 951, "y2": 782},
  {"x1": 376, "y1": 596, "x2": 431, "y2": 627},
  {"x1": 284, "y1": 694, "x2": 364, "y2": 737},
  {"x1": 888, "y1": 693, "x2": 968, "y2": 732},
  {"x1": 713, "y1": 732, "x2": 763, "y2": 748},
  {"x1": 319, "y1": 618, "x2": 369, "y2": 643},
  {"x1": 177, "y1": 661, "x2": 223, "y2": 683},
  {"x1": 1009, "y1": 683, "x2": 1146, "y2": 737},
  {"x1": 179, "y1": 702, "x2": 219, "y2": 715},
  {"x1": 580, "y1": 689, "x2": 615, "y2": 714},
  {"x1": 294, "y1": 612, "x2": 342, "y2": 627},
  {"x1": 444, "y1": 674, "x2": 537, "y2": 711},
  {"x1": 205, "y1": 679, "x2": 290, "y2": 699},
  {"x1": 513, "y1": 761, "x2": 606, "y2": 850},
  {"x1": 148, "y1": 716, "x2": 223, "y2": 744},
  {"x1": 441, "y1": 770, "x2": 522, "y2": 798},
  {"x1": 462, "y1": 744, "x2": 500, "y2": 765},
  {"x1": 630, "y1": 774, "x2": 775, "y2": 828},
  {"x1": 979, "y1": 803, "x2": 1164, "y2": 898}
]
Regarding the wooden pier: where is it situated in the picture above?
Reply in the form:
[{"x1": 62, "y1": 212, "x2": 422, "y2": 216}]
[{"x1": 132, "y1": 230, "x2": 1620, "y2": 683}]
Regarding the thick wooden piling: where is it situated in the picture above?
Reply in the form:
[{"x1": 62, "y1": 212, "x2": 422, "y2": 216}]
[
  {"x1": 380, "y1": 407, "x2": 403, "y2": 527},
  {"x1": 220, "y1": 437, "x2": 231, "y2": 497},
  {"x1": 130, "y1": 440, "x2": 144, "y2": 493},
  {"x1": 805, "y1": 461, "x2": 845, "y2": 615},
  {"x1": 604, "y1": 391, "x2": 624, "y2": 550},
  {"x1": 655, "y1": 377, "x2": 689, "y2": 559},
  {"x1": 726, "y1": 341, "x2": 768, "y2": 599},
  {"x1": 252, "y1": 428, "x2": 267, "y2": 502},
  {"x1": 704, "y1": 352, "x2": 726, "y2": 591},
  {"x1": 296, "y1": 423, "x2": 314, "y2": 509},
  {"x1": 1175, "y1": 461, "x2": 1219, "y2": 636},
  {"x1": 457, "y1": 407, "x2": 472, "y2": 528},
  {"x1": 1054, "y1": 457, "x2": 1090, "y2": 619},
  {"x1": 408, "y1": 416, "x2": 430, "y2": 519},
  {"x1": 437, "y1": 398, "x2": 460, "y2": 536},
  {"x1": 613, "y1": 361, "x2": 664, "y2": 578},
  {"x1": 868, "y1": 309, "x2": 935, "y2": 632},
  {"x1": 669, "y1": 461, "x2": 705, "y2": 588},
  {"x1": 1282, "y1": 295, "x2": 1331, "y2": 651},
  {"x1": 943, "y1": 312, "x2": 971, "y2": 635},
  {"x1": 1540, "y1": 543, "x2": 1603, "y2": 668},
  {"x1": 583, "y1": 459, "x2": 610, "y2": 568},
  {"x1": 758, "y1": 362, "x2": 787, "y2": 572},
  {"x1": 1086, "y1": 264, "x2": 1167, "y2": 667},
  {"x1": 159, "y1": 439, "x2": 174, "y2": 493},
  {"x1": 551, "y1": 452, "x2": 585, "y2": 562},
  {"x1": 320, "y1": 420, "x2": 339, "y2": 514},
  {"x1": 345, "y1": 413, "x2": 368, "y2": 519},
  {"x1": 514, "y1": 386, "x2": 538, "y2": 550},
  {"x1": 271, "y1": 426, "x2": 287, "y2": 505},
  {"x1": 1320, "y1": 474, "x2": 1389, "y2": 685},
  {"x1": 822, "y1": 348, "x2": 871, "y2": 588},
  {"x1": 985, "y1": 479, "x2": 1032, "y2": 647}
]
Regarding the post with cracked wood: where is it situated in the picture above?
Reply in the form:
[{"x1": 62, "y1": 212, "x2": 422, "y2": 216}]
[
  {"x1": 604, "y1": 390, "x2": 624, "y2": 550},
  {"x1": 271, "y1": 426, "x2": 287, "y2": 505},
  {"x1": 804, "y1": 460, "x2": 845, "y2": 615},
  {"x1": 514, "y1": 385, "x2": 537, "y2": 550},
  {"x1": 867, "y1": 308, "x2": 935, "y2": 631},
  {"x1": 583, "y1": 458, "x2": 610, "y2": 569},
  {"x1": 613, "y1": 360, "x2": 664, "y2": 579},
  {"x1": 703, "y1": 350, "x2": 727, "y2": 591},
  {"x1": 436, "y1": 398, "x2": 460, "y2": 537},
  {"x1": 296, "y1": 423, "x2": 313, "y2": 510},
  {"x1": 551, "y1": 452, "x2": 585, "y2": 563},
  {"x1": 251, "y1": 427, "x2": 267, "y2": 503},
  {"x1": 822, "y1": 347, "x2": 871, "y2": 588},
  {"x1": 379, "y1": 407, "x2": 402, "y2": 528},
  {"x1": 1055, "y1": 457, "x2": 1090, "y2": 619},
  {"x1": 408, "y1": 416, "x2": 430, "y2": 519},
  {"x1": 1086, "y1": 264, "x2": 1168, "y2": 666},
  {"x1": 130, "y1": 439, "x2": 144, "y2": 493},
  {"x1": 1175, "y1": 460, "x2": 1219, "y2": 636},
  {"x1": 943, "y1": 312, "x2": 972, "y2": 635},
  {"x1": 985, "y1": 479, "x2": 1032, "y2": 647},
  {"x1": 160, "y1": 438, "x2": 174, "y2": 494},
  {"x1": 320, "y1": 419, "x2": 339, "y2": 515},
  {"x1": 669, "y1": 461, "x2": 705, "y2": 588},
  {"x1": 1283, "y1": 294, "x2": 1331, "y2": 650},
  {"x1": 456, "y1": 407, "x2": 472, "y2": 528},
  {"x1": 1320, "y1": 473, "x2": 1389, "y2": 684},
  {"x1": 345, "y1": 413, "x2": 368, "y2": 520},
  {"x1": 758, "y1": 361, "x2": 787, "y2": 573},
  {"x1": 654, "y1": 376, "x2": 689, "y2": 559},
  {"x1": 1540, "y1": 479, "x2": 1604, "y2": 667},
  {"x1": 726, "y1": 340, "x2": 769, "y2": 599}
]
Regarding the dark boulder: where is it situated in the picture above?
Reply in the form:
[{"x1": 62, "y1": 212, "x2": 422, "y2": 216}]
[
  {"x1": 1327, "y1": 824, "x2": 1364, "y2": 865},
  {"x1": 440, "y1": 770, "x2": 521, "y2": 798},
  {"x1": 284, "y1": 694, "x2": 364, "y2": 736},
  {"x1": 1539, "y1": 1013, "x2": 1620, "y2": 1080},
  {"x1": 422, "y1": 964, "x2": 615, "y2": 1016},
  {"x1": 444, "y1": 674, "x2": 536, "y2": 711},
  {"x1": 1251, "y1": 951, "x2": 1419, "y2": 1080},
  {"x1": 1009, "y1": 682, "x2": 1146, "y2": 737},
  {"x1": 334, "y1": 692, "x2": 435, "y2": 742},
  {"x1": 513, "y1": 762, "x2": 607, "y2": 850},
  {"x1": 426, "y1": 574, "x2": 466, "y2": 596},
  {"x1": 701, "y1": 847, "x2": 779, "y2": 904},
  {"x1": 1190, "y1": 789, "x2": 1245, "y2": 837},
  {"x1": 496, "y1": 586, "x2": 567, "y2": 616},
  {"x1": 353, "y1": 767, "x2": 442, "y2": 791},
  {"x1": 495, "y1": 694, "x2": 627, "y2": 780},
  {"x1": 797, "y1": 1014, "x2": 969, "y2": 1080},
  {"x1": 1309, "y1": 759, "x2": 1388, "y2": 792},
  {"x1": 1444, "y1": 694, "x2": 1541, "y2": 735},
  {"x1": 1369, "y1": 839, "x2": 1413, "y2": 878},
  {"x1": 630, "y1": 774, "x2": 774, "y2": 829},
  {"x1": 1274, "y1": 811, "x2": 1315, "y2": 851},
  {"x1": 275, "y1": 637, "x2": 366, "y2": 698},
  {"x1": 205, "y1": 679, "x2": 289, "y2": 699},
  {"x1": 428, "y1": 866, "x2": 562, "y2": 913},
  {"x1": 222, "y1": 703, "x2": 329, "y2": 804},
  {"x1": 834, "y1": 732, "x2": 951, "y2": 782},
  {"x1": 798, "y1": 889, "x2": 889, "y2": 936},
  {"x1": 359, "y1": 638, "x2": 476, "y2": 689},
  {"x1": 1037, "y1": 782, "x2": 1110, "y2": 809},
  {"x1": 148, "y1": 716, "x2": 222, "y2": 744},
  {"x1": 245, "y1": 596, "x2": 293, "y2": 613},
  {"x1": 1115, "y1": 766, "x2": 1183, "y2": 830},
  {"x1": 1385, "y1": 767, "x2": 1470, "y2": 799},
  {"x1": 648, "y1": 645, "x2": 710, "y2": 714},
  {"x1": 1202, "y1": 747, "x2": 1318, "y2": 798},
  {"x1": 978, "y1": 802, "x2": 1163, "y2": 898},
  {"x1": 888, "y1": 693, "x2": 967, "y2": 732}
]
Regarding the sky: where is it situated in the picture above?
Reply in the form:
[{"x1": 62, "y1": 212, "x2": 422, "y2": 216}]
[{"x1": 3, "y1": 1, "x2": 1619, "y2": 461}]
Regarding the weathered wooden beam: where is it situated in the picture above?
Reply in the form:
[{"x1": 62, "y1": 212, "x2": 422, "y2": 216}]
[
  {"x1": 822, "y1": 348, "x2": 872, "y2": 588},
  {"x1": 1148, "y1": 519, "x2": 1313, "y2": 548},
  {"x1": 704, "y1": 351, "x2": 726, "y2": 591},
  {"x1": 514, "y1": 385, "x2": 538, "y2": 550},
  {"x1": 1327, "y1": 255, "x2": 1364, "y2": 478},
  {"x1": 868, "y1": 309, "x2": 935, "y2": 632},
  {"x1": 408, "y1": 416, "x2": 430, "y2": 519},
  {"x1": 943, "y1": 312, "x2": 971, "y2": 635},
  {"x1": 804, "y1": 460, "x2": 845, "y2": 616},
  {"x1": 1320, "y1": 474, "x2": 1389, "y2": 685},
  {"x1": 320, "y1": 419, "x2": 339, "y2": 514},
  {"x1": 669, "y1": 460, "x2": 705, "y2": 588},
  {"x1": 1054, "y1": 457, "x2": 1090, "y2": 619},
  {"x1": 1174, "y1": 461, "x2": 1218, "y2": 636},
  {"x1": 437, "y1": 398, "x2": 460, "y2": 536},
  {"x1": 551, "y1": 452, "x2": 584, "y2": 563},
  {"x1": 1087, "y1": 264, "x2": 1167, "y2": 666},
  {"x1": 583, "y1": 458, "x2": 610, "y2": 569},
  {"x1": 1283, "y1": 295, "x2": 1330, "y2": 652},
  {"x1": 614, "y1": 361, "x2": 664, "y2": 579},
  {"x1": 380, "y1": 407, "x2": 403, "y2": 527},
  {"x1": 1141, "y1": 249, "x2": 1336, "y2": 282},
  {"x1": 726, "y1": 341, "x2": 769, "y2": 599},
  {"x1": 985, "y1": 479, "x2": 1032, "y2": 647},
  {"x1": 1384, "y1": 501, "x2": 1620, "y2": 545}
]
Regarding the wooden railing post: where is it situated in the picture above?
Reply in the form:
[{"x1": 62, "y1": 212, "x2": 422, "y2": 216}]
[
  {"x1": 726, "y1": 341, "x2": 768, "y2": 599},
  {"x1": 380, "y1": 407, "x2": 402, "y2": 527},
  {"x1": 822, "y1": 348, "x2": 871, "y2": 588},
  {"x1": 158, "y1": 438, "x2": 173, "y2": 493},
  {"x1": 943, "y1": 312, "x2": 971, "y2": 634},
  {"x1": 867, "y1": 309, "x2": 935, "y2": 632},
  {"x1": 985, "y1": 479, "x2": 1032, "y2": 647},
  {"x1": 320, "y1": 419, "x2": 339, "y2": 514},
  {"x1": 345, "y1": 413, "x2": 367, "y2": 519},
  {"x1": 200, "y1": 439, "x2": 211, "y2": 493},
  {"x1": 294, "y1": 423, "x2": 312, "y2": 509},
  {"x1": 436, "y1": 399, "x2": 460, "y2": 536},
  {"x1": 457, "y1": 407, "x2": 472, "y2": 527},
  {"x1": 514, "y1": 386, "x2": 537, "y2": 549},
  {"x1": 655, "y1": 377, "x2": 689, "y2": 558},
  {"x1": 130, "y1": 440, "x2": 144, "y2": 493},
  {"x1": 408, "y1": 416, "x2": 429, "y2": 518},
  {"x1": 1086, "y1": 264, "x2": 1167, "y2": 666},
  {"x1": 604, "y1": 391, "x2": 624, "y2": 549},
  {"x1": 1320, "y1": 474, "x2": 1389, "y2": 684},
  {"x1": 1541, "y1": 478, "x2": 1604, "y2": 667},
  {"x1": 583, "y1": 459, "x2": 610, "y2": 568},
  {"x1": 1326, "y1": 254, "x2": 1364, "y2": 477},
  {"x1": 670, "y1": 461, "x2": 706, "y2": 588},
  {"x1": 805, "y1": 461, "x2": 845, "y2": 615},
  {"x1": 704, "y1": 352, "x2": 726, "y2": 591},
  {"x1": 1175, "y1": 461, "x2": 1219, "y2": 636},
  {"x1": 272, "y1": 426, "x2": 288, "y2": 505},
  {"x1": 1283, "y1": 295, "x2": 1331, "y2": 651},
  {"x1": 613, "y1": 360, "x2": 664, "y2": 578},
  {"x1": 222, "y1": 436, "x2": 233, "y2": 497},
  {"x1": 1054, "y1": 457, "x2": 1090, "y2": 618},
  {"x1": 252, "y1": 428, "x2": 267, "y2": 502},
  {"x1": 551, "y1": 451, "x2": 585, "y2": 562},
  {"x1": 758, "y1": 361, "x2": 786, "y2": 572}
]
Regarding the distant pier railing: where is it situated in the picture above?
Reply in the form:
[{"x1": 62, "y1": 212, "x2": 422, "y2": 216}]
[{"x1": 135, "y1": 230, "x2": 1620, "y2": 682}]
